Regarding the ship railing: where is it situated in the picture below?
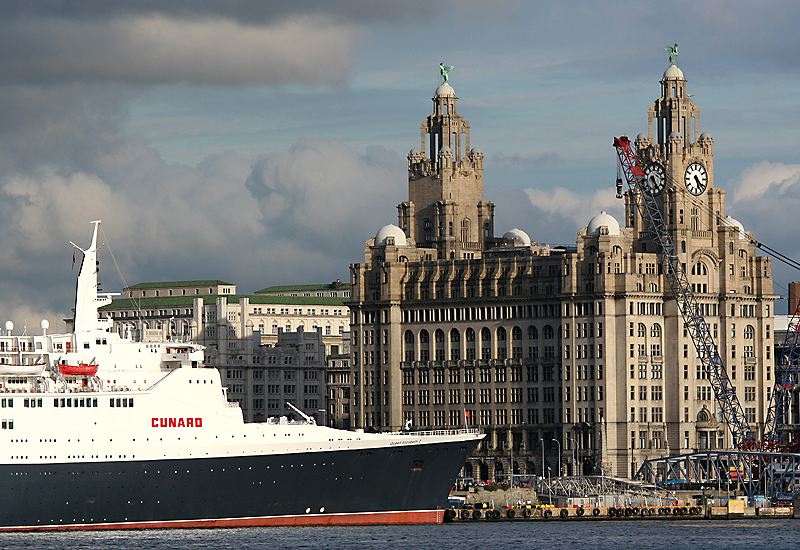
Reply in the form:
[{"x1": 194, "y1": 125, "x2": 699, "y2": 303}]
[{"x1": 394, "y1": 428, "x2": 482, "y2": 437}]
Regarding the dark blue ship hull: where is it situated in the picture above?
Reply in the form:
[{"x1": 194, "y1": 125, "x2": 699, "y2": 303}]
[{"x1": 0, "y1": 438, "x2": 478, "y2": 530}]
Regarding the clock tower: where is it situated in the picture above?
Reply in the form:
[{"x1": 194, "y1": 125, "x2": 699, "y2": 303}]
[{"x1": 629, "y1": 62, "x2": 724, "y2": 253}]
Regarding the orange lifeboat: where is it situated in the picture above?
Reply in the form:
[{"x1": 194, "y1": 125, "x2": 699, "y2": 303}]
[{"x1": 59, "y1": 363, "x2": 98, "y2": 376}]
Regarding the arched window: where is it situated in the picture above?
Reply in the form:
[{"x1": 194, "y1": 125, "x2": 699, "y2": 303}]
[
  {"x1": 638, "y1": 323, "x2": 646, "y2": 338},
  {"x1": 404, "y1": 330, "x2": 414, "y2": 344},
  {"x1": 435, "y1": 329, "x2": 445, "y2": 343},
  {"x1": 497, "y1": 327, "x2": 507, "y2": 341},
  {"x1": 612, "y1": 245, "x2": 622, "y2": 255},
  {"x1": 420, "y1": 330, "x2": 429, "y2": 344},
  {"x1": 450, "y1": 329, "x2": 461, "y2": 343},
  {"x1": 466, "y1": 328, "x2": 475, "y2": 342},
  {"x1": 528, "y1": 325, "x2": 538, "y2": 340},
  {"x1": 512, "y1": 326, "x2": 522, "y2": 341},
  {"x1": 481, "y1": 327, "x2": 491, "y2": 342},
  {"x1": 744, "y1": 325, "x2": 754, "y2": 339},
  {"x1": 697, "y1": 410, "x2": 709, "y2": 422},
  {"x1": 543, "y1": 325, "x2": 553, "y2": 340},
  {"x1": 651, "y1": 324, "x2": 661, "y2": 338}
]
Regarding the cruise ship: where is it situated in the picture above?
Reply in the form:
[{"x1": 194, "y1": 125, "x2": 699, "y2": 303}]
[{"x1": 0, "y1": 221, "x2": 483, "y2": 531}]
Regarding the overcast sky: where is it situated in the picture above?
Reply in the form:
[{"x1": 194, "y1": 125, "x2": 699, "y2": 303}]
[{"x1": 2, "y1": 0, "x2": 800, "y2": 329}]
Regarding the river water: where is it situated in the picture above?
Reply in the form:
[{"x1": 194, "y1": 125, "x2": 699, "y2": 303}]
[{"x1": 2, "y1": 520, "x2": 799, "y2": 549}]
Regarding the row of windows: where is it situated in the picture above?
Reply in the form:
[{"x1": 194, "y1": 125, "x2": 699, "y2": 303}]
[
  {"x1": 629, "y1": 386, "x2": 664, "y2": 400},
  {"x1": 9, "y1": 397, "x2": 132, "y2": 409},
  {"x1": 397, "y1": 363, "x2": 581, "y2": 385},
  {"x1": 396, "y1": 407, "x2": 603, "y2": 427},
  {"x1": 629, "y1": 407, "x2": 664, "y2": 423}
]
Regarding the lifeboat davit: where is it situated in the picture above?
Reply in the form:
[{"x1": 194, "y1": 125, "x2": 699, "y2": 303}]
[{"x1": 59, "y1": 363, "x2": 98, "y2": 376}]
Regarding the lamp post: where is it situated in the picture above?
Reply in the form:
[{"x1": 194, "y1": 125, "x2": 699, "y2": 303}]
[
  {"x1": 569, "y1": 436, "x2": 578, "y2": 477},
  {"x1": 551, "y1": 438, "x2": 562, "y2": 477},
  {"x1": 539, "y1": 437, "x2": 545, "y2": 478},
  {"x1": 509, "y1": 430, "x2": 514, "y2": 488}
]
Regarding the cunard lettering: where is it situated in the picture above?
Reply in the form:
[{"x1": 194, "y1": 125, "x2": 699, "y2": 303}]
[{"x1": 151, "y1": 417, "x2": 202, "y2": 427}]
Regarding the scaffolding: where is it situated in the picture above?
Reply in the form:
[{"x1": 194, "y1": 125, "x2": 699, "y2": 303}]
[
  {"x1": 542, "y1": 476, "x2": 674, "y2": 507},
  {"x1": 636, "y1": 450, "x2": 800, "y2": 498}
]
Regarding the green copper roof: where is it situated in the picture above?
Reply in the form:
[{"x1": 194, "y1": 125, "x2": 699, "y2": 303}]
[
  {"x1": 124, "y1": 280, "x2": 233, "y2": 290},
  {"x1": 100, "y1": 294, "x2": 348, "y2": 310},
  {"x1": 255, "y1": 282, "x2": 351, "y2": 294}
]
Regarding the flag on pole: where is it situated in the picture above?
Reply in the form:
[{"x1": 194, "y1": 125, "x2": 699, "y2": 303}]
[{"x1": 464, "y1": 409, "x2": 471, "y2": 425}]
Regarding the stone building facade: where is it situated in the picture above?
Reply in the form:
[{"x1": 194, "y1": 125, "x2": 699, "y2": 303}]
[
  {"x1": 343, "y1": 65, "x2": 776, "y2": 480},
  {"x1": 100, "y1": 281, "x2": 350, "y2": 422}
]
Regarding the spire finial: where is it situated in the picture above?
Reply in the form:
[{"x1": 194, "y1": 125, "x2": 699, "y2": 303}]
[{"x1": 439, "y1": 63, "x2": 454, "y2": 83}]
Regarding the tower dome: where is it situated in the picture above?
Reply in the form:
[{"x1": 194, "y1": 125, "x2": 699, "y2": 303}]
[
  {"x1": 663, "y1": 64, "x2": 685, "y2": 79},
  {"x1": 502, "y1": 228, "x2": 531, "y2": 246},
  {"x1": 375, "y1": 224, "x2": 407, "y2": 247},
  {"x1": 586, "y1": 211, "x2": 620, "y2": 236},
  {"x1": 725, "y1": 216, "x2": 747, "y2": 240},
  {"x1": 699, "y1": 132, "x2": 713, "y2": 141},
  {"x1": 435, "y1": 82, "x2": 455, "y2": 97}
]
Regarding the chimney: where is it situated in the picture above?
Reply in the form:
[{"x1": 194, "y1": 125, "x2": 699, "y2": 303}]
[{"x1": 790, "y1": 282, "x2": 800, "y2": 315}]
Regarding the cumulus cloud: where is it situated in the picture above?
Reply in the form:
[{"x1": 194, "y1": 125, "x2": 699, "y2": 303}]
[
  {"x1": 722, "y1": 161, "x2": 800, "y2": 286},
  {"x1": 246, "y1": 139, "x2": 405, "y2": 251},
  {"x1": 0, "y1": 131, "x2": 407, "y2": 327},
  {"x1": 728, "y1": 160, "x2": 800, "y2": 203},
  {"x1": 523, "y1": 185, "x2": 623, "y2": 232}
]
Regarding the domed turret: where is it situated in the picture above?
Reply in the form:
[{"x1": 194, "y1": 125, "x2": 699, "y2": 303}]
[
  {"x1": 435, "y1": 82, "x2": 455, "y2": 97},
  {"x1": 586, "y1": 211, "x2": 620, "y2": 236},
  {"x1": 502, "y1": 228, "x2": 531, "y2": 246},
  {"x1": 725, "y1": 216, "x2": 747, "y2": 240},
  {"x1": 375, "y1": 224, "x2": 407, "y2": 247},
  {"x1": 699, "y1": 132, "x2": 713, "y2": 142},
  {"x1": 663, "y1": 64, "x2": 685, "y2": 79}
]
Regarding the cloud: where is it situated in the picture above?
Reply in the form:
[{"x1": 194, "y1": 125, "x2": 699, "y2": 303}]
[
  {"x1": 523, "y1": 185, "x2": 623, "y2": 231},
  {"x1": 728, "y1": 160, "x2": 800, "y2": 202},
  {"x1": 0, "y1": 15, "x2": 356, "y2": 86},
  {"x1": 0, "y1": 133, "x2": 406, "y2": 327},
  {"x1": 724, "y1": 161, "x2": 800, "y2": 293},
  {"x1": 246, "y1": 139, "x2": 405, "y2": 251}
]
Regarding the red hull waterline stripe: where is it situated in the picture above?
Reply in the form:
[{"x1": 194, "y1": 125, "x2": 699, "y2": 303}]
[{"x1": 0, "y1": 510, "x2": 444, "y2": 532}]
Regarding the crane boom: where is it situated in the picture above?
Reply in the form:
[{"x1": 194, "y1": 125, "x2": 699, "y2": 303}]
[
  {"x1": 613, "y1": 136, "x2": 756, "y2": 448},
  {"x1": 763, "y1": 300, "x2": 800, "y2": 449}
]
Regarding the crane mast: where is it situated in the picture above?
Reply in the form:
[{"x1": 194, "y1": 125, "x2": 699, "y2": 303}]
[
  {"x1": 763, "y1": 300, "x2": 800, "y2": 449},
  {"x1": 613, "y1": 136, "x2": 756, "y2": 448}
]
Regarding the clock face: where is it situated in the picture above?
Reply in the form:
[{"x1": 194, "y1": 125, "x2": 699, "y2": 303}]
[
  {"x1": 643, "y1": 163, "x2": 666, "y2": 196},
  {"x1": 685, "y1": 162, "x2": 708, "y2": 195}
]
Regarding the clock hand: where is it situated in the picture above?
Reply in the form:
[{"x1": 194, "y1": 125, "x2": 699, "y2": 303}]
[{"x1": 694, "y1": 175, "x2": 701, "y2": 185}]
